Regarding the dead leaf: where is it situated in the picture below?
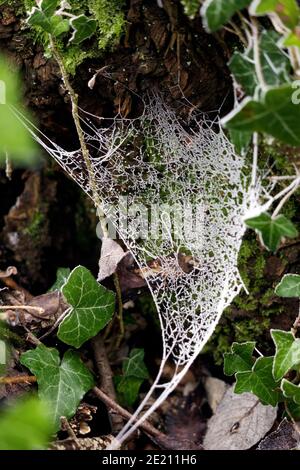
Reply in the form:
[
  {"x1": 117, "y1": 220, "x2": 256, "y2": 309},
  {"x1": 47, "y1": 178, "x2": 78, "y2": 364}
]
[
  {"x1": 257, "y1": 419, "x2": 300, "y2": 450},
  {"x1": 98, "y1": 238, "x2": 127, "y2": 282},
  {"x1": 203, "y1": 385, "x2": 277, "y2": 450},
  {"x1": 204, "y1": 377, "x2": 228, "y2": 413}
]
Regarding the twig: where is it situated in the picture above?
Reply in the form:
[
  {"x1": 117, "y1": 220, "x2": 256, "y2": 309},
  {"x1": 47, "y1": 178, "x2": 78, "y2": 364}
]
[
  {"x1": 38, "y1": 308, "x2": 70, "y2": 341},
  {"x1": 113, "y1": 273, "x2": 124, "y2": 348},
  {"x1": 272, "y1": 177, "x2": 300, "y2": 218},
  {"x1": 0, "y1": 305, "x2": 44, "y2": 316},
  {"x1": 93, "y1": 386, "x2": 166, "y2": 442},
  {"x1": 0, "y1": 375, "x2": 37, "y2": 385},
  {"x1": 91, "y1": 334, "x2": 123, "y2": 432},
  {"x1": 60, "y1": 417, "x2": 81, "y2": 450}
]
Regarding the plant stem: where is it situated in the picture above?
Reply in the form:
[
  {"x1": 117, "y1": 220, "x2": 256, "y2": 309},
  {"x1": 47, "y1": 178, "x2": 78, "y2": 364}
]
[
  {"x1": 49, "y1": 37, "x2": 108, "y2": 238},
  {"x1": 251, "y1": 17, "x2": 267, "y2": 93},
  {"x1": 113, "y1": 273, "x2": 124, "y2": 348},
  {"x1": 0, "y1": 375, "x2": 37, "y2": 384}
]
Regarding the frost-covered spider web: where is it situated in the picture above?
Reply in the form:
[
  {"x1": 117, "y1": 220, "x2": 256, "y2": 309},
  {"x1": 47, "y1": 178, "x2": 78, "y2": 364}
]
[{"x1": 15, "y1": 96, "x2": 258, "y2": 447}]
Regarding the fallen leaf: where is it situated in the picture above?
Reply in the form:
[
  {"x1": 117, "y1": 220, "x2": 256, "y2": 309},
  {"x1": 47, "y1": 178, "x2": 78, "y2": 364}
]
[
  {"x1": 204, "y1": 377, "x2": 228, "y2": 413},
  {"x1": 98, "y1": 238, "x2": 127, "y2": 282},
  {"x1": 257, "y1": 419, "x2": 300, "y2": 450},
  {"x1": 203, "y1": 385, "x2": 277, "y2": 450}
]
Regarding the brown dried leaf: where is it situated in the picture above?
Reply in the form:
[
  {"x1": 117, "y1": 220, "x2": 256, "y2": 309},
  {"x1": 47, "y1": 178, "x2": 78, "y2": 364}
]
[
  {"x1": 98, "y1": 238, "x2": 127, "y2": 282},
  {"x1": 203, "y1": 386, "x2": 277, "y2": 450},
  {"x1": 204, "y1": 377, "x2": 228, "y2": 413},
  {"x1": 257, "y1": 419, "x2": 300, "y2": 450}
]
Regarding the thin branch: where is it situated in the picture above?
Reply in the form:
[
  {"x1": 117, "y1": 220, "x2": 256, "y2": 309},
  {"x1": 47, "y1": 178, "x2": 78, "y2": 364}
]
[
  {"x1": 0, "y1": 375, "x2": 37, "y2": 385},
  {"x1": 91, "y1": 334, "x2": 123, "y2": 432},
  {"x1": 49, "y1": 37, "x2": 109, "y2": 239},
  {"x1": 92, "y1": 386, "x2": 165, "y2": 442}
]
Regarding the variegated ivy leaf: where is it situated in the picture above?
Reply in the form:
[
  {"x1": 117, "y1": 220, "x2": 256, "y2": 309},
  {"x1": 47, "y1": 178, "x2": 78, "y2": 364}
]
[
  {"x1": 275, "y1": 274, "x2": 300, "y2": 298},
  {"x1": 20, "y1": 344, "x2": 94, "y2": 431},
  {"x1": 222, "y1": 85, "x2": 300, "y2": 147},
  {"x1": 201, "y1": 0, "x2": 251, "y2": 32},
  {"x1": 69, "y1": 15, "x2": 97, "y2": 44},
  {"x1": 27, "y1": 0, "x2": 70, "y2": 37},
  {"x1": 58, "y1": 266, "x2": 115, "y2": 348},
  {"x1": 250, "y1": 0, "x2": 300, "y2": 29},
  {"x1": 229, "y1": 30, "x2": 290, "y2": 96}
]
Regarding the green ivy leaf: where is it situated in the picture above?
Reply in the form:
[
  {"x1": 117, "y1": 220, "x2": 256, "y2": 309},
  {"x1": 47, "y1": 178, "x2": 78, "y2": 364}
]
[
  {"x1": 229, "y1": 129, "x2": 252, "y2": 154},
  {"x1": 283, "y1": 31, "x2": 300, "y2": 48},
  {"x1": 49, "y1": 267, "x2": 71, "y2": 292},
  {"x1": 20, "y1": 344, "x2": 94, "y2": 431},
  {"x1": 224, "y1": 341, "x2": 256, "y2": 375},
  {"x1": 0, "y1": 397, "x2": 54, "y2": 450},
  {"x1": 275, "y1": 274, "x2": 300, "y2": 297},
  {"x1": 271, "y1": 329, "x2": 300, "y2": 381},
  {"x1": 69, "y1": 15, "x2": 97, "y2": 44},
  {"x1": 115, "y1": 349, "x2": 149, "y2": 407},
  {"x1": 250, "y1": 0, "x2": 300, "y2": 29},
  {"x1": 222, "y1": 85, "x2": 300, "y2": 147},
  {"x1": 281, "y1": 379, "x2": 300, "y2": 404},
  {"x1": 286, "y1": 400, "x2": 300, "y2": 419},
  {"x1": 235, "y1": 356, "x2": 280, "y2": 406},
  {"x1": 245, "y1": 213, "x2": 298, "y2": 252},
  {"x1": 201, "y1": 0, "x2": 251, "y2": 32},
  {"x1": 58, "y1": 266, "x2": 115, "y2": 348}
]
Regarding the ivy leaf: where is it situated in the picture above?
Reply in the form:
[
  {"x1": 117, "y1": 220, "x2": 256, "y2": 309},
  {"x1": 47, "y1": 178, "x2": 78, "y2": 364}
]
[
  {"x1": 69, "y1": 15, "x2": 97, "y2": 44},
  {"x1": 275, "y1": 274, "x2": 300, "y2": 298},
  {"x1": 224, "y1": 341, "x2": 256, "y2": 375},
  {"x1": 123, "y1": 348, "x2": 149, "y2": 379},
  {"x1": 286, "y1": 400, "x2": 300, "y2": 420},
  {"x1": 229, "y1": 129, "x2": 252, "y2": 154},
  {"x1": 58, "y1": 266, "x2": 115, "y2": 348},
  {"x1": 229, "y1": 51, "x2": 257, "y2": 96},
  {"x1": 281, "y1": 379, "x2": 300, "y2": 404},
  {"x1": 27, "y1": 0, "x2": 69, "y2": 38},
  {"x1": 49, "y1": 267, "x2": 71, "y2": 292},
  {"x1": 235, "y1": 356, "x2": 280, "y2": 406},
  {"x1": 115, "y1": 349, "x2": 149, "y2": 407},
  {"x1": 283, "y1": 31, "x2": 300, "y2": 48},
  {"x1": 222, "y1": 85, "x2": 300, "y2": 147},
  {"x1": 20, "y1": 344, "x2": 94, "y2": 431},
  {"x1": 201, "y1": 0, "x2": 251, "y2": 32},
  {"x1": 250, "y1": 0, "x2": 300, "y2": 29},
  {"x1": 245, "y1": 213, "x2": 298, "y2": 252},
  {"x1": 36, "y1": 0, "x2": 60, "y2": 17},
  {"x1": 271, "y1": 330, "x2": 300, "y2": 381},
  {"x1": 0, "y1": 397, "x2": 54, "y2": 450},
  {"x1": 229, "y1": 31, "x2": 290, "y2": 96}
]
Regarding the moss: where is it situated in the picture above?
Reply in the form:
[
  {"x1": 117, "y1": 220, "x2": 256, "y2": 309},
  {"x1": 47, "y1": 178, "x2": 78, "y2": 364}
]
[
  {"x1": 12, "y1": 0, "x2": 126, "y2": 74},
  {"x1": 88, "y1": 0, "x2": 126, "y2": 51},
  {"x1": 180, "y1": 0, "x2": 200, "y2": 18},
  {"x1": 23, "y1": 210, "x2": 45, "y2": 240}
]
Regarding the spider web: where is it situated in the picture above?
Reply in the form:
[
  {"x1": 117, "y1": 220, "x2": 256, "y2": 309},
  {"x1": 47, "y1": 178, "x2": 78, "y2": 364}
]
[{"x1": 15, "y1": 96, "x2": 257, "y2": 447}]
